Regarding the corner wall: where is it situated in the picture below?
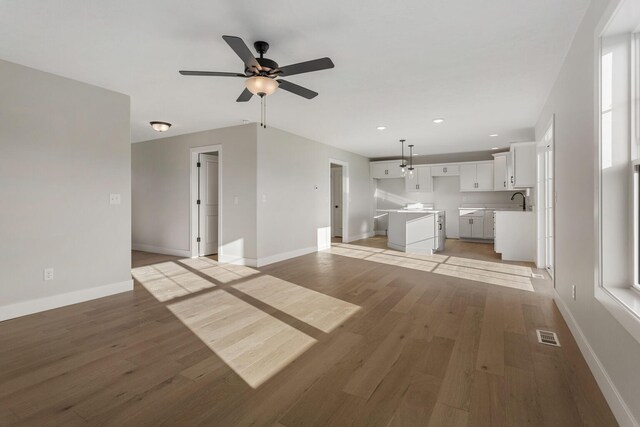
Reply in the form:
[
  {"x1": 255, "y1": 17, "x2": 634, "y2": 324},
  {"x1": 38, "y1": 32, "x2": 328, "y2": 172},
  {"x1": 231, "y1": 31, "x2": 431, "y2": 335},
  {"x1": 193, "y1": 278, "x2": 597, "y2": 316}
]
[
  {"x1": 131, "y1": 124, "x2": 259, "y2": 264},
  {"x1": 0, "y1": 59, "x2": 132, "y2": 321},
  {"x1": 256, "y1": 126, "x2": 373, "y2": 265},
  {"x1": 534, "y1": 0, "x2": 640, "y2": 424}
]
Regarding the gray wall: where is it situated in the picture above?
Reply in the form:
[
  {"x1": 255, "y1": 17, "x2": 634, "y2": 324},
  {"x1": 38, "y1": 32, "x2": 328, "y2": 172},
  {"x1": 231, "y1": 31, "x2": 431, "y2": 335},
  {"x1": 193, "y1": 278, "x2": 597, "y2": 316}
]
[
  {"x1": 132, "y1": 124, "x2": 258, "y2": 262},
  {"x1": 0, "y1": 59, "x2": 131, "y2": 316},
  {"x1": 256, "y1": 126, "x2": 373, "y2": 262},
  {"x1": 534, "y1": 0, "x2": 640, "y2": 423}
]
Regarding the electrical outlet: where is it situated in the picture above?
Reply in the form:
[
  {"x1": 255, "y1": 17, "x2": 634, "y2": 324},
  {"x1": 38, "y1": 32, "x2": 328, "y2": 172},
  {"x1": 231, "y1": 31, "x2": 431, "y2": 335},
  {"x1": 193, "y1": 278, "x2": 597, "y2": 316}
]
[
  {"x1": 109, "y1": 193, "x2": 121, "y2": 205},
  {"x1": 44, "y1": 268, "x2": 54, "y2": 281},
  {"x1": 572, "y1": 284, "x2": 576, "y2": 300}
]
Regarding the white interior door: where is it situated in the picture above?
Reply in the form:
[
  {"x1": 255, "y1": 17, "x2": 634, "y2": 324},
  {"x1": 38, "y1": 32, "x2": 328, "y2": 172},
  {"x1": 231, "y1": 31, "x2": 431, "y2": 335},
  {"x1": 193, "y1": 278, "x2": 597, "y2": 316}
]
[
  {"x1": 198, "y1": 154, "x2": 218, "y2": 256},
  {"x1": 331, "y1": 167, "x2": 343, "y2": 237}
]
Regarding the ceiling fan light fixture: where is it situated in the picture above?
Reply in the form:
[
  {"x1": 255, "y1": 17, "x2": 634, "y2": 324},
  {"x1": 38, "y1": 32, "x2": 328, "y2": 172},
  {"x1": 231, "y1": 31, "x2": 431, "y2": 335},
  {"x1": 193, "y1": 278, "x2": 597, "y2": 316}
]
[
  {"x1": 245, "y1": 76, "x2": 278, "y2": 96},
  {"x1": 150, "y1": 121, "x2": 171, "y2": 132}
]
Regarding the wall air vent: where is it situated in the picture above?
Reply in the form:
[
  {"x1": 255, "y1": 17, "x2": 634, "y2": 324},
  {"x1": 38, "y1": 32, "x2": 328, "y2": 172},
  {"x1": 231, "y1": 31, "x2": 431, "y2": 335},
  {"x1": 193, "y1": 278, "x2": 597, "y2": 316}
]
[{"x1": 536, "y1": 329, "x2": 560, "y2": 347}]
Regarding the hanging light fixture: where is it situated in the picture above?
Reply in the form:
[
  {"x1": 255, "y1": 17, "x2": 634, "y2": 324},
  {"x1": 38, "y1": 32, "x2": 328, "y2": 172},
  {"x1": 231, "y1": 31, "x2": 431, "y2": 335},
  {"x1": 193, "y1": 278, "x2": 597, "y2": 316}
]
[
  {"x1": 399, "y1": 139, "x2": 407, "y2": 176},
  {"x1": 245, "y1": 76, "x2": 278, "y2": 96},
  {"x1": 150, "y1": 121, "x2": 171, "y2": 132},
  {"x1": 408, "y1": 144, "x2": 415, "y2": 176}
]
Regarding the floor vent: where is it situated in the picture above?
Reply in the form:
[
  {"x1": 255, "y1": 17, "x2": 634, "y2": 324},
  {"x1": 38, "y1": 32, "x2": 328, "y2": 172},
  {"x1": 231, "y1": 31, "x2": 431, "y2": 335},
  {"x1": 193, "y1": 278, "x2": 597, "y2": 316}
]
[
  {"x1": 531, "y1": 273, "x2": 545, "y2": 279},
  {"x1": 536, "y1": 329, "x2": 560, "y2": 347}
]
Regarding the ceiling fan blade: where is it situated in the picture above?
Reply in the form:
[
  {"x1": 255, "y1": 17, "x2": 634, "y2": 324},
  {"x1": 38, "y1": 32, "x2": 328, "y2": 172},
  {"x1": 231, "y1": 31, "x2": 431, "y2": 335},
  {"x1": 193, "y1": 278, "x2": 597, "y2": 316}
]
[
  {"x1": 179, "y1": 70, "x2": 246, "y2": 77},
  {"x1": 222, "y1": 35, "x2": 262, "y2": 71},
  {"x1": 277, "y1": 79, "x2": 318, "y2": 99},
  {"x1": 277, "y1": 57, "x2": 334, "y2": 77},
  {"x1": 236, "y1": 88, "x2": 253, "y2": 102}
]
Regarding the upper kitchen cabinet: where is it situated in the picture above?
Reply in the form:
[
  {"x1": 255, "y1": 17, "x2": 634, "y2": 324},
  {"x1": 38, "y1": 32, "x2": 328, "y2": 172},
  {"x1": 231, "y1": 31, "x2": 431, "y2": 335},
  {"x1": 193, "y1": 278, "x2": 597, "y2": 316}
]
[
  {"x1": 405, "y1": 165, "x2": 432, "y2": 192},
  {"x1": 460, "y1": 161, "x2": 494, "y2": 191},
  {"x1": 370, "y1": 160, "x2": 404, "y2": 179},
  {"x1": 510, "y1": 142, "x2": 536, "y2": 188},
  {"x1": 430, "y1": 164, "x2": 460, "y2": 176},
  {"x1": 492, "y1": 152, "x2": 514, "y2": 191}
]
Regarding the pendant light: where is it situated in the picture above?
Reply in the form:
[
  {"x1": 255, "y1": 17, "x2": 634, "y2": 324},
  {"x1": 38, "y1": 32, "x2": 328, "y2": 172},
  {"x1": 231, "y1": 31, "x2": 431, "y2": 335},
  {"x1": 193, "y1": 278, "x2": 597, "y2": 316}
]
[
  {"x1": 408, "y1": 144, "x2": 415, "y2": 176},
  {"x1": 399, "y1": 139, "x2": 407, "y2": 176}
]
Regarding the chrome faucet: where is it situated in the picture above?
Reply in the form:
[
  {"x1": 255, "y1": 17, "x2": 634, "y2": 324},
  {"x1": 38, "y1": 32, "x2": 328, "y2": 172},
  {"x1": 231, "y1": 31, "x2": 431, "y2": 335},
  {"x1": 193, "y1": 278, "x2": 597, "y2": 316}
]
[{"x1": 511, "y1": 192, "x2": 526, "y2": 211}]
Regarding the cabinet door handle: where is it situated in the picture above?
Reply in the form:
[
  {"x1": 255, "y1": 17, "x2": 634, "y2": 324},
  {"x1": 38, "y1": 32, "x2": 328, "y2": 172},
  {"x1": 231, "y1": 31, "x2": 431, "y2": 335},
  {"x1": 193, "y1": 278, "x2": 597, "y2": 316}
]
[
  {"x1": 470, "y1": 219, "x2": 473, "y2": 224},
  {"x1": 510, "y1": 176, "x2": 514, "y2": 184},
  {"x1": 439, "y1": 223, "x2": 442, "y2": 230},
  {"x1": 444, "y1": 167, "x2": 447, "y2": 173},
  {"x1": 504, "y1": 181, "x2": 506, "y2": 188},
  {"x1": 416, "y1": 184, "x2": 419, "y2": 190}
]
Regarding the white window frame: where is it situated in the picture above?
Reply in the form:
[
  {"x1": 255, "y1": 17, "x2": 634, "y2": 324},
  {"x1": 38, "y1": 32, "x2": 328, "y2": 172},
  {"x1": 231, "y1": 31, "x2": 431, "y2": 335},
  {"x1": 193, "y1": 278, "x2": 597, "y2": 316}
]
[{"x1": 594, "y1": 1, "x2": 640, "y2": 345}]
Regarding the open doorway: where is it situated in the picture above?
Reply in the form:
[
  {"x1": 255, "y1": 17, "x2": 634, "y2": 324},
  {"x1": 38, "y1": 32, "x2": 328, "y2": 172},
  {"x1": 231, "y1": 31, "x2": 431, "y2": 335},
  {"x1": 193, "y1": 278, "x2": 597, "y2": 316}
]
[
  {"x1": 190, "y1": 145, "x2": 222, "y2": 258},
  {"x1": 331, "y1": 163, "x2": 343, "y2": 240},
  {"x1": 329, "y1": 159, "x2": 349, "y2": 244}
]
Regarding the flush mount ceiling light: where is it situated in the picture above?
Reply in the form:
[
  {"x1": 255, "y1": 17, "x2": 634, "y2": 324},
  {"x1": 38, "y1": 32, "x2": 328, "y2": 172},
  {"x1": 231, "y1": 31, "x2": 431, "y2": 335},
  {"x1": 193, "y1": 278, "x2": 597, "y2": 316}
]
[
  {"x1": 491, "y1": 147, "x2": 499, "y2": 150},
  {"x1": 150, "y1": 121, "x2": 171, "y2": 132},
  {"x1": 433, "y1": 118, "x2": 445, "y2": 124},
  {"x1": 490, "y1": 133, "x2": 499, "y2": 137},
  {"x1": 377, "y1": 126, "x2": 387, "y2": 130}
]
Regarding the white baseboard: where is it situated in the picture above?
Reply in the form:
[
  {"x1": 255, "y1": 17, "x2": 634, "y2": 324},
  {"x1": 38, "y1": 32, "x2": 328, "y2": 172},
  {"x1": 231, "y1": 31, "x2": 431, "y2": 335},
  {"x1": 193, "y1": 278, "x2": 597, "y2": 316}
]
[
  {"x1": 218, "y1": 254, "x2": 257, "y2": 267},
  {"x1": 346, "y1": 231, "x2": 375, "y2": 243},
  {"x1": 132, "y1": 243, "x2": 191, "y2": 258},
  {"x1": 0, "y1": 279, "x2": 133, "y2": 322},
  {"x1": 257, "y1": 246, "x2": 317, "y2": 267},
  {"x1": 554, "y1": 291, "x2": 638, "y2": 427}
]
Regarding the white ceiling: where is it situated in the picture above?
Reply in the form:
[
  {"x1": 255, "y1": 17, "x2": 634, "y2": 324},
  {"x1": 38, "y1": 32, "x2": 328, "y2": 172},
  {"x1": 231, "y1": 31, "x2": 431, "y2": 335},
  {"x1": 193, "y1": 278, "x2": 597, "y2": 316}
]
[{"x1": 0, "y1": 0, "x2": 588, "y2": 157}]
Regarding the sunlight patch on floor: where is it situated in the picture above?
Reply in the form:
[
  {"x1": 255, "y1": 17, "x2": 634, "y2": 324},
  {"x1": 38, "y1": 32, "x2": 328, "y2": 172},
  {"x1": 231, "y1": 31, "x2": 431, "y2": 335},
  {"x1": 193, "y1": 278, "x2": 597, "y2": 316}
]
[
  {"x1": 445, "y1": 256, "x2": 533, "y2": 277},
  {"x1": 233, "y1": 275, "x2": 361, "y2": 333},
  {"x1": 326, "y1": 243, "x2": 535, "y2": 291},
  {"x1": 179, "y1": 257, "x2": 260, "y2": 284},
  {"x1": 433, "y1": 264, "x2": 534, "y2": 292},
  {"x1": 167, "y1": 290, "x2": 316, "y2": 388},
  {"x1": 132, "y1": 262, "x2": 217, "y2": 302}
]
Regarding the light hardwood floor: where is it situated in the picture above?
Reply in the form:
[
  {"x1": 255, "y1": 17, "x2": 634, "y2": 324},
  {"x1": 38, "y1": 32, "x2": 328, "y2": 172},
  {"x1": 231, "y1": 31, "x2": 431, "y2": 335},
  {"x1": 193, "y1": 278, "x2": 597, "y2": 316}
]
[{"x1": 0, "y1": 238, "x2": 617, "y2": 426}]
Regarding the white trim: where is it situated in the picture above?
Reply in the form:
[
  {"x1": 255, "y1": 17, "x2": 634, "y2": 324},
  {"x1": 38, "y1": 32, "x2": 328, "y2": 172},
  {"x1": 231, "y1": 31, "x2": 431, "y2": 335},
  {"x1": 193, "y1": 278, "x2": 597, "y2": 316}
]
[
  {"x1": 329, "y1": 158, "x2": 350, "y2": 244},
  {"x1": 0, "y1": 279, "x2": 133, "y2": 322},
  {"x1": 132, "y1": 243, "x2": 191, "y2": 258},
  {"x1": 346, "y1": 231, "x2": 375, "y2": 243},
  {"x1": 554, "y1": 291, "x2": 639, "y2": 427},
  {"x1": 218, "y1": 254, "x2": 257, "y2": 267},
  {"x1": 594, "y1": 2, "x2": 640, "y2": 344},
  {"x1": 256, "y1": 246, "x2": 318, "y2": 267},
  {"x1": 190, "y1": 145, "x2": 223, "y2": 259}
]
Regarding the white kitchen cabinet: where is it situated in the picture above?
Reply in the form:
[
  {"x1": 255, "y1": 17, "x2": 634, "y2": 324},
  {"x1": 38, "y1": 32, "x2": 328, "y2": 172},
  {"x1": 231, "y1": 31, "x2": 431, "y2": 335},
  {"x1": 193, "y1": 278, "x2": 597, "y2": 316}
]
[
  {"x1": 484, "y1": 210, "x2": 495, "y2": 239},
  {"x1": 371, "y1": 161, "x2": 404, "y2": 179},
  {"x1": 493, "y1": 153, "x2": 511, "y2": 191},
  {"x1": 430, "y1": 164, "x2": 460, "y2": 176},
  {"x1": 460, "y1": 162, "x2": 494, "y2": 191},
  {"x1": 494, "y1": 211, "x2": 535, "y2": 261},
  {"x1": 459, "y1": 216, "x2": 486, "y2": 239},
  {"x1": 510, "y1": 142, "x2": 536, "y2": 188},
  {"x1": 405, "y1": 166, "x2": 432, "y2": 192}
]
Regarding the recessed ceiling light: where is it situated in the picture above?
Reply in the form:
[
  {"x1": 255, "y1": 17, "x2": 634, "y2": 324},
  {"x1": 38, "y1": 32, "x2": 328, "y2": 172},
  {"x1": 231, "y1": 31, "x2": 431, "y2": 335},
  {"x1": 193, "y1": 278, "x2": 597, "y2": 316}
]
[
  {"x1": 489, "y1": 133, "x2": 499, "y2": 137},
  {"x1": 491, "y1": 147, "x2": 499, "y2": 150},
  {"x1": 433, "y1": 118, "x2": 444, "y2": 124},
  {"x1": 150, "y1": 121, "x2": 171, "y2": 132},
  {"x1": 377, "y1": 126, "x2": 387, "y2": 130}
]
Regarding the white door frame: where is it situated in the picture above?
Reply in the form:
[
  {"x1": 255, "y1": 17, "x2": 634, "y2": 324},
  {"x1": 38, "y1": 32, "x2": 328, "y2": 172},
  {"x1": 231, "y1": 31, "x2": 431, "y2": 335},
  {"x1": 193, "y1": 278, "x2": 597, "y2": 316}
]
[
  {"x1": 190, "y1": 145, "x2": 222, "y2": 258},
  {"x1": 329, "y1": 158, "x2": 349, "y2": 242},
  {"x1": 536, "y1": 115, "x2": 555, "y2": 281}
]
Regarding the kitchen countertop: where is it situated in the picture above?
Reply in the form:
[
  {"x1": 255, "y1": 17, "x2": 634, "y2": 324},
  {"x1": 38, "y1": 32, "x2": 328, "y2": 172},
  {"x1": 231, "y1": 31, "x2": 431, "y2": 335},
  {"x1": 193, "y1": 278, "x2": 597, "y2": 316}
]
[{"x1": 376, "y1": 209, "x2": 444, "y2": 214}]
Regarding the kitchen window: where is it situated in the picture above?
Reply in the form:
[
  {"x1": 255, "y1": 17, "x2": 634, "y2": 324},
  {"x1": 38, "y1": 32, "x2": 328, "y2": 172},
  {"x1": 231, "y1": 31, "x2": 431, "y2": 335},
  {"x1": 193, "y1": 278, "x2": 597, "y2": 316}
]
[{"x1": 596, "y1": 3, "x2": 640, "y2": 344}]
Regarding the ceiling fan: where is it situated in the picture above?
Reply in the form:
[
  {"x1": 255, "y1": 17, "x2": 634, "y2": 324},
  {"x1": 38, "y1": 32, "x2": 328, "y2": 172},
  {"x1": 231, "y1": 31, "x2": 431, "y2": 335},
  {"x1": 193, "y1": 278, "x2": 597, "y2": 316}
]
[{"x1": 179, "y1": 35, "x2": 334, "y2": 103}]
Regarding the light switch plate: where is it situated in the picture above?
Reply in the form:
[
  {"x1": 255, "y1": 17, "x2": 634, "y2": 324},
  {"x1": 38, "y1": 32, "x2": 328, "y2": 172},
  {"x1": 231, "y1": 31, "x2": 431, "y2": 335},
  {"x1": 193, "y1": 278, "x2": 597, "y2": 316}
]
[{"x1": 110, "y1": 193, "x2": 121, "y2": 205}]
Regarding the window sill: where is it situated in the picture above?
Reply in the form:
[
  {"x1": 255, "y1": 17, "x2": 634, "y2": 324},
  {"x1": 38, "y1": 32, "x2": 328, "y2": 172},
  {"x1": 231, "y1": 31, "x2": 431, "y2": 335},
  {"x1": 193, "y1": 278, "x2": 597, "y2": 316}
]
[{"x1": 595, "y1": 285, "x2": 640, "y2": 344}]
